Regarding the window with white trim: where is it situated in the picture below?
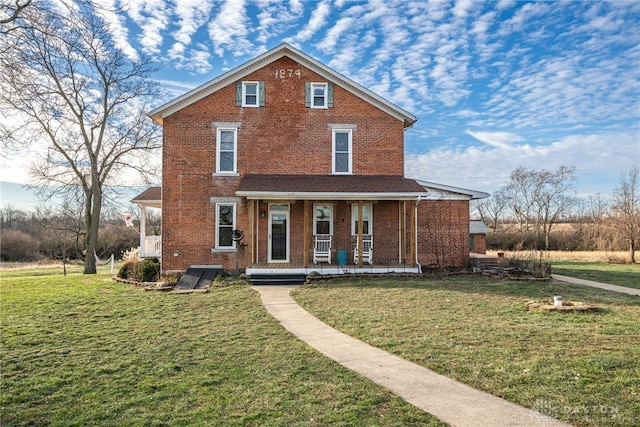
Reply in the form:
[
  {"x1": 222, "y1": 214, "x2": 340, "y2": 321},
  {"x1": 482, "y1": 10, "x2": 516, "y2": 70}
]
[
  {"x1": 332, "y1": 129, "x2": 352, "y2": 174},
  {"x1": 305, "y1": 82, "x2": 333, "y2": 108},
  {"x1": 216, "y1": 203, "x2": 236, "y2": 249},
  {"x1": 314, "y1": 204, "x2": 333, "y2": 235},
  {"x1": 351, "y1": 204, "x2": 372, "y2": 235},
  {"x1": 236, "y1": 81, "x2": 265, "y2": 107},
  {"x1": 216, "y1": 128, "x2": 237, "y2": 173},
  {"x1": 311, "y1": 82, "x2": 327, "y2": 108}
]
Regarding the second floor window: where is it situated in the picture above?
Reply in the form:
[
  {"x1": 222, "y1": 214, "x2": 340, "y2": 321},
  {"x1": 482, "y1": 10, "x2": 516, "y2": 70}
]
[
  {"x1": 332, "y1": 129, "x2": 352, "y2": 174},
  {"x1": 305, "y1": 82, "x2": 334, "y2": 108},
  {"x1": 236, "y1": 81, "x2": 265, "y2": 107},
  {"x1": 217, "y1": 128, "x2": 237, "y2": 173}
]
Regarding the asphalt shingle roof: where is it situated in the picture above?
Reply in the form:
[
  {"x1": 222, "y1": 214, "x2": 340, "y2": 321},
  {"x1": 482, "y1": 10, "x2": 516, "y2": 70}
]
[
  {"x1": 237, "y1": 174, "x2": 426, "y2": 194},
  {"x1": 131, "y1": 186, "x2": 161, "y2": 203}
]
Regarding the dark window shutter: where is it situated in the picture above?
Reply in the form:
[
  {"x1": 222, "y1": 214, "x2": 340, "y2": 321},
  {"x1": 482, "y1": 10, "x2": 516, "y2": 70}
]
[
  {"x1": 258, "y1": 81, "x2": 265, "y2": 107},
  {"x1": 327, "y1": 82, "x2": 334, "y2": 108},
  {"x1": 236, "y1": 81, "x2": 242, "y2": 106},
  {"x1": 304, "y1": 82, "x2": 311, "y2": 107}
]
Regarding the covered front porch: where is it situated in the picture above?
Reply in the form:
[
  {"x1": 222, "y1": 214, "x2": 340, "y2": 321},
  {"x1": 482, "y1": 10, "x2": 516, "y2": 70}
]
[{"x1": 236, "y1": 175, "x2": 428, "y2": 277}]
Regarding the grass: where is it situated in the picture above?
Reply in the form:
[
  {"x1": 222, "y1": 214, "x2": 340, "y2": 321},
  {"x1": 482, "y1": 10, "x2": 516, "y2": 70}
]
[
  {"x1": 1, "y1": 267, "x2": 443, "y2": 426},
  {"x1": 551, "y1": 261, "x2": 640, "y2": 290},
  {"x1": 292, "y1": 276, "x2": 640, "y2": 427}
]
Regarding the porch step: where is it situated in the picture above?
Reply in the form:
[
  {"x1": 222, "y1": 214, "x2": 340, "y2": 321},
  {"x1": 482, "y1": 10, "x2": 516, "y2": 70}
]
[
  {"x1": 474, "y1": 257, "x2": 500, "y2": 269},
  {"x1": 175, "y1": 266, "x2": 223, "y2": 290},
  {"x1": 249, "y1": 273, "x2": 307, "y2": 286}
]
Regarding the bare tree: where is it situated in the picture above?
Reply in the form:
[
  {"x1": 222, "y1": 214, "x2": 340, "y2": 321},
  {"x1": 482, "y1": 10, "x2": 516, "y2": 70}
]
[
  {"x1": 0, "y1": 1, "x2": 161, "y2": 273},
  {"x1": 503, "y1": 166, "x2": 577, "y2": 250},
  {"x1": 473, "y1": 187, "x2": 508, "y2": 231},
  {"x1": 611, "y1": 167, "x2": 640, "y2": 263},
  {"x1": 0, "y1": 0, "x2": 31, "y2": 27}
]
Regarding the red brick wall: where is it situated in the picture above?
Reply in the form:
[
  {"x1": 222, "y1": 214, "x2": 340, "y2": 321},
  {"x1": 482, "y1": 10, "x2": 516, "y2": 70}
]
[
  {"x1": 161, "y1": 56, "x2": 408, "y2": 271},
  {"x1": 470, "y1": 234, "x2": 487, "y2": 255},
  {"x1": 417, "y1": 200, "x2": 470, "y2": 268}
]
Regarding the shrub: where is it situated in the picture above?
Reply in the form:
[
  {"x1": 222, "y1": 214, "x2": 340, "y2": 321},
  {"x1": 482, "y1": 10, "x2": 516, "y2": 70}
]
[
  {"x1": 117, "y1": 261, "x2": 134, "y2": 279},
  {"x1": 117, "y1": 257, "x2": 160, "y2": 282},
  {"x1": 0, "y1": 230, "x2": 40, "y2": 262},
  {"x1": 140, "y1": 257, "x2": 160, "y2": 282}
]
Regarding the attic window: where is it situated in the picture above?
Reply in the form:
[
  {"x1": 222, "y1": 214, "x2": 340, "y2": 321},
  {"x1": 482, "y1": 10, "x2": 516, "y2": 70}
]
[
  {"x1": 305, "y1": 82, "x2": 334, "y2": 109},
  {"x1": 236, "y1": 81, "x2": 265, "y2": 107}
]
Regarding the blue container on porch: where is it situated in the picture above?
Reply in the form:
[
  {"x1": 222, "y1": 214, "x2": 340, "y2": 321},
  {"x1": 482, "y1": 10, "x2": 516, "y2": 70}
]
[{"x1": 337, "y1": 250, "x2": 348, "y2": 265}]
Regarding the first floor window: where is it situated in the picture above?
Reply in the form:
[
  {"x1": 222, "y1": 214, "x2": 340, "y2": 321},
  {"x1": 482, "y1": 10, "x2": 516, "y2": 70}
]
[
  {"x1": 314, "y1": 204, "x2": 333, "y2": 235},
  {"x1": 216, "y1": 203, "x2": 236, "y2": 248},
  {"x1": 217, "y1": 128, "x2": 237, "y2": 173},
  {"x1": 351, "y1": 203, "x2": 372, "y2": 235}
]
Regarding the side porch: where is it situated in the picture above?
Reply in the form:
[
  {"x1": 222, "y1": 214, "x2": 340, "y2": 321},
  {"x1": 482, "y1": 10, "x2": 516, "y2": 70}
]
[{"x1": 130, "y1": 186, "x2": 162, "y2": 258}]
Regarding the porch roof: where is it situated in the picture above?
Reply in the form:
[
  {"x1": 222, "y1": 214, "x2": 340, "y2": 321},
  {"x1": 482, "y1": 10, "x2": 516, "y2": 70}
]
[
  {"x1": 236, "y1": 174, "x2": 428, "y2": 200},
  {"x1": 131, "y1": 186, "x2": 161, "y2": 208}
]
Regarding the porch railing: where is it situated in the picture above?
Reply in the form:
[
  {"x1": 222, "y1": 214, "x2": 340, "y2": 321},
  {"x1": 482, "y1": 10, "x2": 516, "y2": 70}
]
[{"x1": 142, "y1": 235, "x2": 161, "y2": 258}]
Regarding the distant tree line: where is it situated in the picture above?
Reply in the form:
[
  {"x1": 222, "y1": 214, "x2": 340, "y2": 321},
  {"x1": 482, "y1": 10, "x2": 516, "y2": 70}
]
[
  {"x1": 0, "y1": 200, "x2": 159, "y2": 263},
  {"x1": 473, "y1": 166, "x2": 640, "y2": 263}
]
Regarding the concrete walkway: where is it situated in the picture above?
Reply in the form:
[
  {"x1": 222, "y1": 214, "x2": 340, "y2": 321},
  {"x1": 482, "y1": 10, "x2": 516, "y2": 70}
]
[
  {"x1": 254, "y1": 285, "x2": 570, "y2": 427},
  {"x1": 552, "y1": 274, "x2": 640, "y2": 296}
]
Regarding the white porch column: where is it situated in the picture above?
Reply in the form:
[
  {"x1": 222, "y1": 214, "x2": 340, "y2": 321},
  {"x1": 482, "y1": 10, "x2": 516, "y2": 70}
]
[{"x1": 140, "y1": 205, "x2": 147, "y2": 257}]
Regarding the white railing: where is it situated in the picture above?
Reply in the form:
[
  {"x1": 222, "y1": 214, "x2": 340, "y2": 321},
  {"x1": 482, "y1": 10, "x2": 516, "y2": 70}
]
[{"x1": 143, "y1": 235, "x2": 161, "y2": 258}]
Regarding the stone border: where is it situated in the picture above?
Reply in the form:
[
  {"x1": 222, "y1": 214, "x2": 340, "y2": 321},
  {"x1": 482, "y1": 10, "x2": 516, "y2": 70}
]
[{"x1": 525, "y1": 300, "x2": 597, "y2": 312}]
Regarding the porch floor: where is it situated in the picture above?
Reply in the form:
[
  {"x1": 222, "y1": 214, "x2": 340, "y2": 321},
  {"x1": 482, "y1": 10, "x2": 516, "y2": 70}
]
[{"x1": 247, "y1": 262, "x2": 421, "y2": 276}]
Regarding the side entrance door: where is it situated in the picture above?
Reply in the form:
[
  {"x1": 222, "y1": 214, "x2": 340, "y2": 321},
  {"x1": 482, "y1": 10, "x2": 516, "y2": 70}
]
[{"x1": 268, "y1": 204, "x2": 289, "y2": 262}]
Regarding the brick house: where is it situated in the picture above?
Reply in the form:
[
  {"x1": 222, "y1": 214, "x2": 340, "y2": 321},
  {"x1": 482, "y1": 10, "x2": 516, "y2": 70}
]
[{"x1": 142, "y1": 43, "x2": 487, "y2": 277}]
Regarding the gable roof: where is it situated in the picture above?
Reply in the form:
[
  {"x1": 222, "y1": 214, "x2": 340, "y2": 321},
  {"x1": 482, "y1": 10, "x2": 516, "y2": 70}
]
[
  {"x1": 149, "y1": 43, "x2": 417, "y2": 128},
  {"x1": 416, "y1": 179, "x2": 490, "y2": 200},
  {"x1": 236, "y1": 174, "x2": 427, "y2": 200}
]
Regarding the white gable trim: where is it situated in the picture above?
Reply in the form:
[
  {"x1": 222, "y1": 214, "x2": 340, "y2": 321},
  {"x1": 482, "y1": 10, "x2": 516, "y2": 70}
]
[{"x1": 149, "y1": 43, "x2": 417, "y2": 128}]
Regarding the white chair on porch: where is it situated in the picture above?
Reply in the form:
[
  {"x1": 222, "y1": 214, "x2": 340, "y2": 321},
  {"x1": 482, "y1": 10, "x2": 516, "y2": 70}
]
[
  {"x1": 354, "y1": 235, "x2": 373, "y2": 265},
  {"x1": 313, "y1": 235, "x2": 332, "y2": 264}
]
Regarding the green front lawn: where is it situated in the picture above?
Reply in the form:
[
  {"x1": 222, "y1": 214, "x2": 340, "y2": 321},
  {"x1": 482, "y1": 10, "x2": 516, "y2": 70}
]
[
  {"x1": 1, "y1": 270, "x2": 442, "y2": 427},
  {"x1": 293, "y1": 277, "x2": 640, "y2": 427},
  {"x1": 552, "y1": 261, "x2": 640, "y2": 289}
]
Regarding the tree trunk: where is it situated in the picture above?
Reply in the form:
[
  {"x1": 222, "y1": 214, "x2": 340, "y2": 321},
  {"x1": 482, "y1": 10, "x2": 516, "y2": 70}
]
[{"x1": 83, "y1": 183, "x2": 102, "y2": 274}]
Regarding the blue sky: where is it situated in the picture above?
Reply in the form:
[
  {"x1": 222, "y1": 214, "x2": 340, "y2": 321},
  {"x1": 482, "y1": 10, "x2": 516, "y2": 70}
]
[{"x1": 1, "y1": 0, "x2": 639, "y2": 209}]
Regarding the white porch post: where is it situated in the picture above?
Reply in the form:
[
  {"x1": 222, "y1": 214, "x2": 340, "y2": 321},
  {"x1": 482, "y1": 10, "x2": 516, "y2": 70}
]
[{"x1": 140, "y1": 205, "x2": 147, "y2": 257}]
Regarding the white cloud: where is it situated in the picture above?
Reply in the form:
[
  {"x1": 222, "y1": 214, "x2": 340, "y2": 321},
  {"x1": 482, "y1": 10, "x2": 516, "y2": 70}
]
[
  {"x1": 316, "y1": 16, "x2": 354, "y2": 53},
  {"x1": 288, "y1": 0, "x2": 331, "y2": 43},
  {"x1": 406, "y1": 131, "x2": 640, "y2": 195},
  {"x1": 254, "y1": 0, "x2": 305, "y2": 46},
  {"x1": 126, "y1": 0, "x2": 170, "y2": 55},
  {"x1": 168, "y1": 0, "x2": 213, "y2": 65},
  {"x1": 93, "y1": 0, "x2": 139, "y2": 61},
  {"x1": 208, "y1": 0, "x2": 252, "y2": 57},
  {"x1": 467, "y1": 131, "x2": 524, "y2": 150}
]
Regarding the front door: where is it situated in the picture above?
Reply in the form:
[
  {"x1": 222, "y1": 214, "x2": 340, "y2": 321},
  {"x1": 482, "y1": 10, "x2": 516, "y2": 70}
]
[{"x1": 268, "y1": 204, "x2": 289, "y2": 262}]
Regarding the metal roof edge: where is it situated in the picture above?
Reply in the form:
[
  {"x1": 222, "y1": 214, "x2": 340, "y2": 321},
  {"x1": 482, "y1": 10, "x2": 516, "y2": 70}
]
[{"x1": 415, "y1": 179, "x2": 490, "y2": 200}]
